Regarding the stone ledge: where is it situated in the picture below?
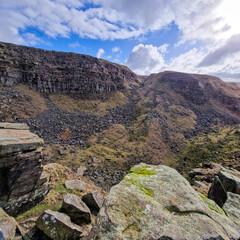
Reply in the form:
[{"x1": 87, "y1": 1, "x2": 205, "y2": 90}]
[{"x1": 0, "y1": 123, "x2": 44, "y2": 157}]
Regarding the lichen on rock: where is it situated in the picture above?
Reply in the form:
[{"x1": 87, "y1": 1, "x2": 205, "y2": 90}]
[{"x1": 87, "y1": 163, "x2": 240, "y2": 240}]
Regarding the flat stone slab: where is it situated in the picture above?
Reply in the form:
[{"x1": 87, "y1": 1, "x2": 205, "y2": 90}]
[
  {"x1": 65, "y1": 180, "x2": 86, "y2": 192},
  {"x1": 0, "y1": 123, "x2": 29, "y2": 130},
  {"x1": 0, "y1": 123, "x2": 44, "y2": 157}
]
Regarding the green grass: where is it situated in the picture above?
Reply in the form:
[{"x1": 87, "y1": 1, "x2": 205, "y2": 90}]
[{"x1": 178, "y1": 125, "x2": 240, "y2": 173}]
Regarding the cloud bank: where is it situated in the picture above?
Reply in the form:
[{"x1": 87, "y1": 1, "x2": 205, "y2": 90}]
[{"x1": 0, "y1": 0, "x2": 239, "y2": 81}]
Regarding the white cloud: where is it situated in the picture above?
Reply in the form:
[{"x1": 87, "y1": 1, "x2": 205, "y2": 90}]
[
  {"x1": 158, "y1": 44, "x2": 169, "y2": 54},
  {"x1": 69, "y1": 41, "x2": 80, "y2": 48},
  {"x1": 1, "y1": 0, "x2": 239, "y2": 44},
  {"x1": 0, "y1": 0, "x2": 240, "y2": 80},
  {"x1": 96, "y1": 48, "x2": 105, "y2": 58},
  {"x1": 112, "y1": 46, "x2": 120, "y2": 53},
  {"x1": 126, "y1": 44, "x2": 165, "y2": 75},
  {"x1": 127, "y1": 43, "x2": 240, "y2": 81},
  {"x1": 198, "y1": 34, "x2": 240, "y2": 67}
]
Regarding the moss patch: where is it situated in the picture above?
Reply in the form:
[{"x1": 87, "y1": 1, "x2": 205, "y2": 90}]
[
  {"x1": 199, "y1": 193, "x2": 225, "y2": 216},
  {"x1": 129, "y1": 165, "x2": 157, "y2": 176}
]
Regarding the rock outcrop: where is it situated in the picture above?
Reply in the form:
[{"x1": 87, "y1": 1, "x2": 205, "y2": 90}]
[
  {"x1": 0, "y1": 41, "x2": 139, "y2": 96},
  {"x1": 0, "y1": 123, "x2": 49, "y2": 216},
  {"x1": 35, "y1": 191, "x2": 104, "y2": 239},
  {"x1": 61, "y1": 193, "x2": 91, "y2": 225},
  {"x1": 88, "y1": 163, "x2": 240, "y2": 240}
]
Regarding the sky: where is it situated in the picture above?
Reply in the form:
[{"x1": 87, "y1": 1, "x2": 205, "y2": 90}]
[{"x1": 0, "y1": 0, "x2": 240, "y2": 82}]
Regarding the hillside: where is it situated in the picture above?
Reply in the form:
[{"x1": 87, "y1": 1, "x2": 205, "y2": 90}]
[{"x1": 0, "y1": 42, "x2": 240, "y2": 191}]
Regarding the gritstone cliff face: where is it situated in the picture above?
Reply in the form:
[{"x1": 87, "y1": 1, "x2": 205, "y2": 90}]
[
  {"x1": 0, "y1": 123, "x2": 49, "y2": 216},
  {"x1": 0, "y1": 41, "x2": 139, "y2": 96}
]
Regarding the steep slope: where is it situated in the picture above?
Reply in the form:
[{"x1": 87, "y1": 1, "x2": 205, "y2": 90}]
[
  {"x1": 132, "y1": 71, "x2": 240, "y2": 166},
  {"x1": 0, "y1": 41, "x2": 139, "y2": 96},
  {"x1": 139, "y1": 71, "x2": 240, "y2": 120},
  {"x1": 0, "y1": 42, "x2": 240, "y2": 190}
]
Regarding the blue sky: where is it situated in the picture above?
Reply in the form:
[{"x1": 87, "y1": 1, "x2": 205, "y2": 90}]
[{"x1": 0, "y1": 0, "x2": 240, "y2": 81}]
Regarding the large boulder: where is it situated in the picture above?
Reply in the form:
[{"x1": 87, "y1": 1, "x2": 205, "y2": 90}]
[
  {"x1": 0, "y1": 123, "x2": 49, "y2": 216},
  {"x1": 88, "y1": 163, "x2": 240, "y2": 240},
  {"x1": 208, "y1": 176, "x2": 227, "y2": 207},
  {"x1": 61, "y1": 194, "x2": 91, "y2": 225},
  {"x1": 218, "y1": 167, "x2": 240, "y2": 194},
  {"x1": 36, "y1": 210, "x2": 82, "y2": 240},
  {"x1": 82, "y1": 191, "x2": 103, "y2": 214},
  {"x1": 223, "y1": 192, "x2": 240, "y2": 227}
]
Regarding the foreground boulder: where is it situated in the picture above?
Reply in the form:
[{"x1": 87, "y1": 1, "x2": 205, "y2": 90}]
[
  {"x1": 0, "y1": 123, "x2": 49, "y2": 216},
  {"x1": 88, "y1": 163, "x2": 240, "y2": 240},
  {"x1": 208, "y1": 176, "x2": 227, "y2": 207},
  {"x1": 218, "y1": 167, "x2": 240, "y2": 194},
  {"x1": 61, "y1": 193, "x2": 91, "y2": 225},
  {"x1": 36, "y1": 210, "x2": 82, "y2": 240},
  {"x1": 82, "y1": 191, "x2": 103, "y2": 214}
]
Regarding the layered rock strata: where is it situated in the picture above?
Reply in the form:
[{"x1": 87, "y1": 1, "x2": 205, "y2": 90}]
[
  {"x1": 0, "y1": 123, "x2": 49, "y2": 216},
  {"x1": 0, "y1": 41, "x2": 138, "y2": 96}
]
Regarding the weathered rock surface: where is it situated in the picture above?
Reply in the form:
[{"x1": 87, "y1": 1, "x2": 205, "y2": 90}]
[
  {"x1": 82, "y1": 191, "x2": 103, "y2": 214},
  {"x1": 88, "y1": 163, "x2": 240, "y2": 240},
  {"x1": 223, "y1": 192, "x2": 240, "y2": 227},
  {"x1": 218, "y1": 167, "x2": 240, "y2": 194},
  {"x1": 0, "y1": 208, "x2": 18, "y2": 240},
  {"x1": 0, "y1": 207, "x2": 28, "y2": 240},
  {"x1": 61, "y1": 194, "x2": 91, "y2": 225},
  {"x1": 65, "y1": 180, "x2": 86, "y2": 191},
  {"x1": 36, "y1": 210, "x2": 82, "y2": 240},
  {"x1": 0, "y1": 41, "x2": 139, "y2": 96},
  {"x1": 0, "y1": 123, "x2": 49, "y2": 216}
]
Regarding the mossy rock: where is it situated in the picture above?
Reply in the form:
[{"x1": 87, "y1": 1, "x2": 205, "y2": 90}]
[{"x1": 199, "y1": 193, "x2": 226, "y2": 215}]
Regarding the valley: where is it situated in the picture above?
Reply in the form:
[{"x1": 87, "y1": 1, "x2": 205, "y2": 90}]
[{"x1": 0, "y1": 41, "x2": 240, "y2": 239}]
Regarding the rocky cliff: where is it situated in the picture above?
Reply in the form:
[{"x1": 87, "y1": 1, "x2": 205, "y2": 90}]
[
  {"x1": 0, "y1": 41, "x2": 139, "y2": 96},
  {"x1": 0, "y1": 123, "x2": 49, "y2": 216}
]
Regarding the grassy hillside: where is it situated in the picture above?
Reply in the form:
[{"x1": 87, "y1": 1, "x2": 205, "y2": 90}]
[{"x1": 1, "y1": 71, "x2": 239, "y2": 190}]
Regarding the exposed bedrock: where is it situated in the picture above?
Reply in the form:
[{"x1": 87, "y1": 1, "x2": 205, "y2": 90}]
[
  {"x1": 0, "y1": 123, "x2": 49, "y2": 216},
  {"x1": 0, "y1": 41, "x2": 139, "y2": 96}
]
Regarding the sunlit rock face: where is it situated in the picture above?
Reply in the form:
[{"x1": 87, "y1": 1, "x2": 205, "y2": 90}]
[{"x1": 88, "y1": 163, "x2": 240, "y2": 240}]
